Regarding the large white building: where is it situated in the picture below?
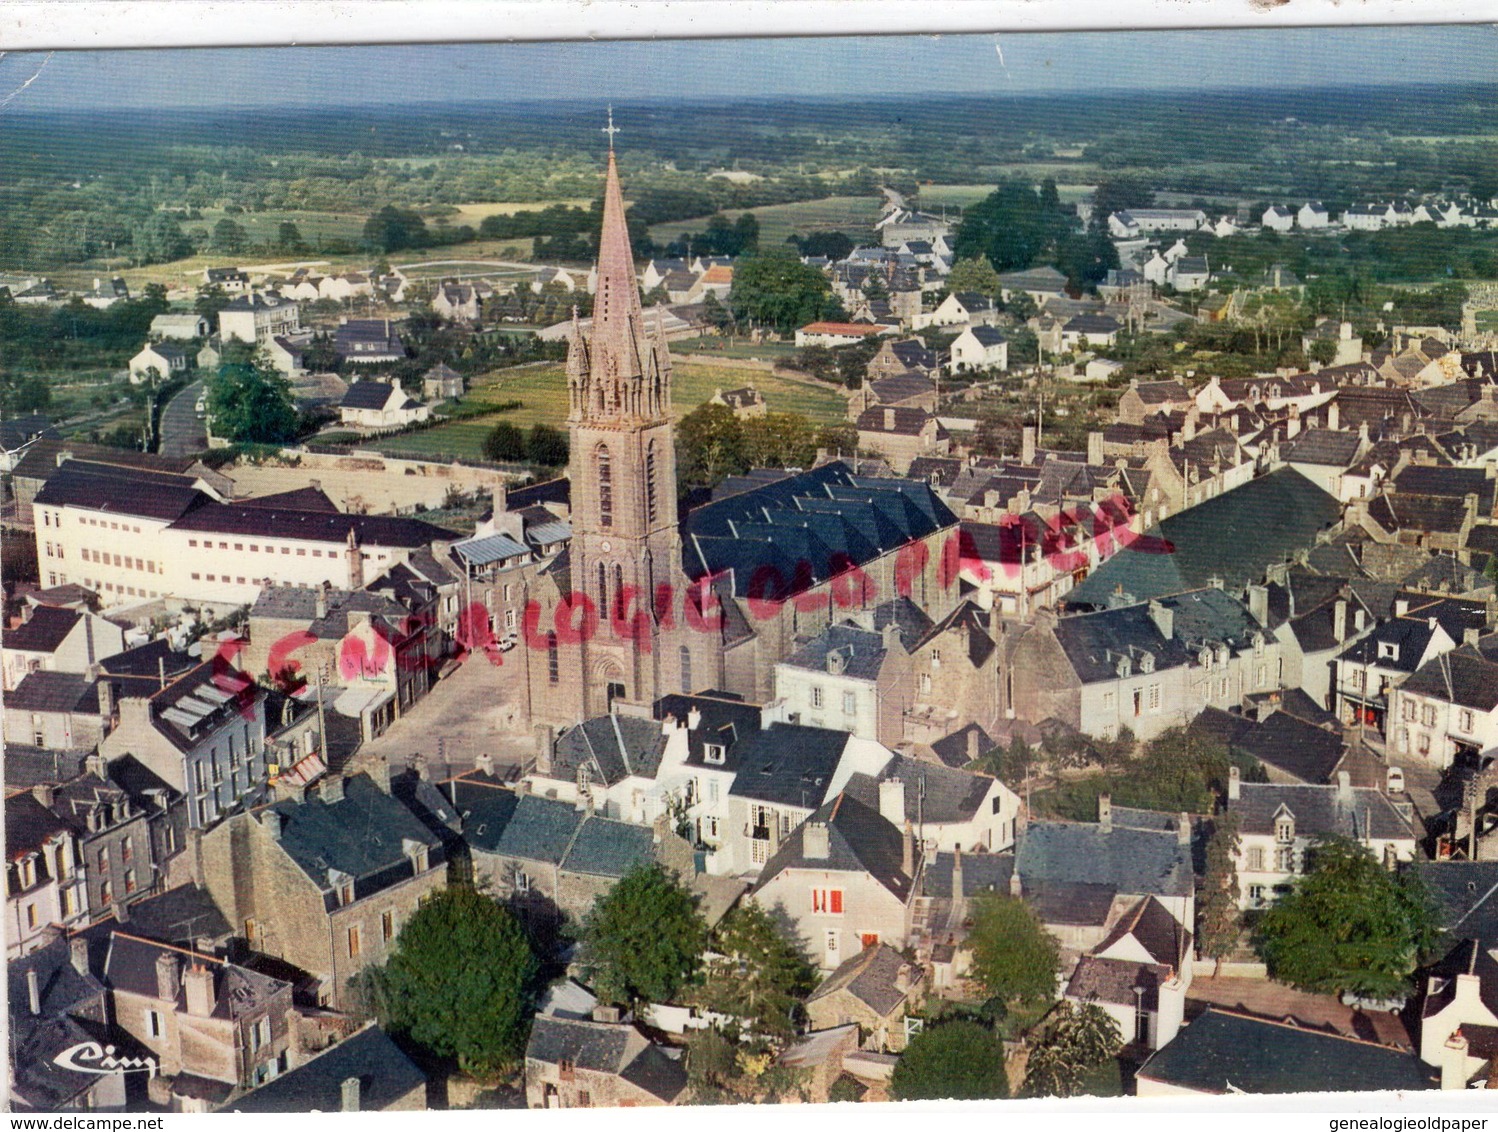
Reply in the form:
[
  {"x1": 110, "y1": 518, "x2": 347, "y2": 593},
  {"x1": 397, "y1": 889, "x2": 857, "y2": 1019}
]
[{"x1": 33, "y1": 458, "x2": 452, "y2": 610}]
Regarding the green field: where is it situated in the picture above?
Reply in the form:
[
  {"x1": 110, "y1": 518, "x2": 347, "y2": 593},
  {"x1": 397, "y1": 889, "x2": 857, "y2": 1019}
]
[
  {"x1": 648, "y1": 195, "x2": 884, "y2": 249},
  {"x1": 198, "y1": 207, "x2": 368, "y2": 247},
  {"x1": 372, "y1": 359, "x2": 849, "y2": 461}
]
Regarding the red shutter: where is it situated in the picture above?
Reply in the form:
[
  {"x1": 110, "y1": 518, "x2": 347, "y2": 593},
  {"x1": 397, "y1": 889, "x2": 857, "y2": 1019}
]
[{"x1": 830, "y1": 890, "x2": 843, "y2": 914}]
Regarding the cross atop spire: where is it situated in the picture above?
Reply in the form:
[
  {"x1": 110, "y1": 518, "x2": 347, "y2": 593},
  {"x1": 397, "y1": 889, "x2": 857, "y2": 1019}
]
[{"x1": 602, "y1": 105, "x2": 621, "y2": 152}]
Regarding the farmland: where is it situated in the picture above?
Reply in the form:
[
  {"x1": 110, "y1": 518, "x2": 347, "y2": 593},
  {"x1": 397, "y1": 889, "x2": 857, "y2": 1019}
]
[
  {"x1": 371, "y1": 359, "x2": 849, "y2": 461},
  {"x1": 648, "y1": 194, "x2": 884, "y2": 249}
]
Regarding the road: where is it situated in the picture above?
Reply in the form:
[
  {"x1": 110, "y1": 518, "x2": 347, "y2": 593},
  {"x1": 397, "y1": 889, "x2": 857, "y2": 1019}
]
[{"x1": 158, "y1": 380, "x2": 207, "y2": 459}]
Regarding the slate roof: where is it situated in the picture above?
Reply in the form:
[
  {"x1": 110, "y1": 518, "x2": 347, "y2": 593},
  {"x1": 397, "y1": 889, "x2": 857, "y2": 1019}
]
[
  {"x1": 263, "y1": 773, "x2": 444, "y2": 899},
  {"x1": 856, "y1": 406, "x2": 942, "y2": 436},
  {"x1": 753, "y1": 791, "x2": 919, "y2": 902},
  {"x1": 100, "y1": 638, "x2": 198, "y2": 680},
  {"x1": 105, "y1": 932, "x2": 289, "y2": 1021},
  {"x1": 1398, "y1": 643, "x2": 1498, "y2": 712},
  {"x1": 7, "y1": 671, "x2": 98, "y2": 714},
  {"x1": 1062, "y1": 314, "x2": 1122, "y2": 335},
  {"x1": 1392, "y1": 464, "x2": 1496, "y2": 509},
  {"x1": 653, "y1": 692, "x2": 764, "y2": 771},
  {"x1": 168, "y1": 501, "x2": 447, "y2": 547},
  {"x1": 1229, "y1": 782, "x2": 1415, "y2": 841},
  {"x1": 4, "y1": 606, "x2": 82, "y2": 653},
  {"x1": 1131, "y1": 380, "x2": 1193, "y2": 405},
  {"x1": 807, "y1": 943, "x2": 917, "y2": 1016},
  {"x1": 1065, "y1": 468, "x2": 1341, "y2": 606},
  {"x1": 525, "y1": 1016, "x2": 687, "y2": 1102},
  {"x1": 8, "y1": 936, "x2": 110, "y2": 1111},
  {"x1": 919, "y1": 850, "x2": 1014, "y2": 898},
  {"x1": 109, "y1": 884, "x2": 231, "y2": 946},
  {"x1": 930, "y1": 722, "x2": 995, "y2": 769},
  {"x1": 6, "y1": 791, "x2": 73, "y2": 859},
  {"x1": 1016, "y1": 819, "x2": 1195, "y2": 900},
  {"x1": 1281, "y1": 429, "x2": 1364, "y2": 468},
  {"x1": 1336, "y1": 615, "x2": 1441, "y2": 674},
  {"x1": 561, "y1": 817, "x2": 656, "y2": 878},
  {"x1": 1051, "y1": 588, "x2": 1263, "y2": 685},
  {"x1": 728, "y1": 724, "x2": 850, "y2": 808},
  {"x1": 1423, "y1": 938, "x2": 1498, "y2": 1021},
  {"x1": 1135, "y1": 1009, "x2": 1434, "y2": 1095},
  {"x1": 226, "y1": 1024, "x2": 425, "y2": 1113},
  {"x1": 341, "y1": 381, "x2": 401, "y2": 411},
  {"x1": 1409, "y1": 861, "x2": 1498, "y2": 947},
  {"x1": 1229, "y1": 711, "x2": 1347, "y2": 784},
  {"x1": 553, "y1": 714, "x2": 669, "y2": 787},
  {"x1": 868, "y1": 374, "x2": 937, "y2": 404},
  {"x1": 1097, "y1": 894, "x2": 1190, "y2": 967},
  {"x1": 781, "y1": 622, "x2": 891, "y2": 681},
  {"x1": 1067, "y1": 953, "x2": 1171, "y2": 1009},
  {"x1": 845, "y1": 757, "x2": 995, "y2": 826},
  {"x1": 683, "y1": 462, "x2": 956, "y2": 600},
  {"x1": 456, "y1": 785, "x2": 578, "y2": 863},
  {"x1": 0, "y1": 413, "x2": 56, "y2": 451}
]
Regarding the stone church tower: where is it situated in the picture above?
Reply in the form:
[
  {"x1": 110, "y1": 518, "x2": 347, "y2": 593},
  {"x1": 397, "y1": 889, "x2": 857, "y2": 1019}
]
[{"x1": 546, "y1": 142, "x2": 692, "y2": 719}]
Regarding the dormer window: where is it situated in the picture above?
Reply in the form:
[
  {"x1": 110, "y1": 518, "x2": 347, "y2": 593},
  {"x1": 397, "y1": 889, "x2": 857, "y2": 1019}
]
[
  {"x1": 1275, "y1": 815, "x2": 1295, "y2": 844},
  {"x1": 1378, "y1": 641, "x2": 1398, "y2": 661},
  {"x1": 704, "y1": 743, "x2": 726, "y2": 766},
  {"x1": 340, "y1": 882, "x2": 355, "y2": 906}
]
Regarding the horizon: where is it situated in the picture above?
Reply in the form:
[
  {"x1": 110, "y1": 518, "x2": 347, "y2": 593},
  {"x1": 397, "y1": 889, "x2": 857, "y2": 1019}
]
[{"x1": 2, "y1": 27, "x2": 1495, "y2": 111}]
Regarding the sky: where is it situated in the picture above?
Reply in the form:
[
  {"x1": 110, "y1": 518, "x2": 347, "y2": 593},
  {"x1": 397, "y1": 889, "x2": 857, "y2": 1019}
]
[{"x1": 1, "y1": 26, "x2": 1495, "y2": 111}]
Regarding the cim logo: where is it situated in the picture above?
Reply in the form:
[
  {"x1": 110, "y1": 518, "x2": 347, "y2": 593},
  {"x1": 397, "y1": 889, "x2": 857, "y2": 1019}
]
[{"x1": 53, "y1": 1041, "x2": 159, "y2": 1078}]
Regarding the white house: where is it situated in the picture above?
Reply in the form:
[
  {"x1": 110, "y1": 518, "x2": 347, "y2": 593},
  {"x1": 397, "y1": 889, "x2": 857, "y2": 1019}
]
[
  {"x1": 1297, "y1": 201, "x2": 1331, "y2": 229},
  {"x1": 1262, "y1": 206, "x2": 1295, "y2": 233},
  {"x1": 339, "y1": 381, "x2": 429, "y2": 430},
  {"x1": 150, "y1": 313, "x2": 210, "y2": 341},
  {"x1": 794, "y1": 322, "x2": 892, "y2": 348},
  {"x1": 1228, "y1": 768, "x2": 1418, "y2": 909},
  {"x1": 948, "y1": 325, "x2": 1008, "y2": 374},
  {"x1": 915, "y1": 291, "x2": 999, "y2": 331},
  {"x1": 128, "y1": 341, "x2": 193, "y2": 384},
  {"x1": 1387, "y1": 637, "x2": 1498, "y2": 771}
]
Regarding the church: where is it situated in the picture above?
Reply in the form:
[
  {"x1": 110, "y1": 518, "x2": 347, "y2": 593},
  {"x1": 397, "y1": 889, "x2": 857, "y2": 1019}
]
[{"x1": 521, "y1": 140, "x2": 962, "y2": 731}]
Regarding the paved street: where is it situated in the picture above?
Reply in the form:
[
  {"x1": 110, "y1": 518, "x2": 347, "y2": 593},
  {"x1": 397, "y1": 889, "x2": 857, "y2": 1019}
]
[{"x1": 158, "y1": 379, "x2": 207, "y2": 459}]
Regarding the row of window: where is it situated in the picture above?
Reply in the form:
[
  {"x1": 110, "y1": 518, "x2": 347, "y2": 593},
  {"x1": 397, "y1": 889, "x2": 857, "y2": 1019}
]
[
  {"x1": 78, "y1": 577, "x2": 160, "y2": 599},
  {"x1": 808, "y1": 687, "x2": 859, "y2": 714},
  {"x1": 1399, "y1": 699, "x2": 1475, "y2": 732},
  {"x1": 346, "y1": 909, "x2": 400, "y2": 959},
  {"x1": 78, "y1": 547, "x2": 159, "y2": 573},
  {"x1": 72, "y1": 514, "x2": 144, "y2": 534}
]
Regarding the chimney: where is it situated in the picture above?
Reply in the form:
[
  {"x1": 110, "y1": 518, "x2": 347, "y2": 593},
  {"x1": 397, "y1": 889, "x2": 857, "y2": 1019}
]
[
  {"x1": 1178, "y1": 813, "x2": 1191, "y2": 847},
  {"x1": 1442, "y1": 1031, "x2": 1471, "y2": 1091},
  {"x1": 321, "y1": 775, "x2": 345, "y2": 804},
  {"x1": 409, "y1": 753, "x2": 429, "y2": 782},
  {"x1": 1098, "y1": 793, "x2": 1113, "y2": 831},
  {"x1": 1009, "y1": 868, "x2": 1022, "y2": 898},
  {"x1": 98, "y1": 678, "x2": 115, "y2": 730},
  {"x1": 340, "y1": 1076, "x2": 361, "y2": 1113},
  {"x1": 1022, "y1": 426, "x2": 1037, "y2": 465},
  {"x1": 476, "y1": 751, "x2": 494, "y2": 777},
  {"x1": 1333, "y1": 599, "x2": 1348, "y2": 644},
  {"x1": 156, "y1": 951, "x2": 181, "y2": 1002},
  {"x1": 1087, "y1": 430, "x2": 1104, "y2": 466},
  {"x1": 262, "y1": 809, "x2": 283, "y2": 840},
  {"x1": 1465, "y1": 627, "x2": 1482, "y2": 647},
  {"x1": 967, "y1": 727, "x2": 981, "y2": 764},
  {"x1": 1148, "y1": 599, "x2": 1175, "y2": 640},
  {"x1": 902, "y1": 822, "x2": 914, "y2": 876},
  {"x1": 366, "y1": 752, "x2": 391, "y2": 794},
  {"x1": 70, "y1": 937, "x2": 89, "y2": 977},
  {"x1": 884, "y1": 408, "x2": 896, "y2": 431},
  {"x1": 803, "y1": 821, "x2": 830, "y2": 860},
  {"x1": 1395, "y1": 598, "x2": 1410, "y2": 617},
  {"x1": 1327, "y1": 400, "x2": 1340, "y2": 432},
  {"x1": 27, "y1": 968, "x2": 40, "y2": 1015},
  {"x1": 1246, "y1": 584, "x2": 1269, "y2": 628},
  {"x1": 1337, "y1": 770, "x2": 1352, "y2": 803},
  {"x1": 951, "y1": 846, "x2": 965, "y2": 899},
  {"x1": 184, "y1": 964, "x2": 215, "y2": 1017},
  {"x1": 879, "y1": 778, "x2": 907, "y2": 824},
  {"x1": 1228, "y1": 765, "x2": 1241, "y2": 801},
  {"x1": 590, "y1": 1004, "x2": 623, "y2": 1024},
  {"x1": 1354, "y1": 608, "x2": 1366, "y2": 632},
  {"x1": 687, "y1": 706, "x2": 702, "y2": 731},
  {"x1": 314, "y1": 585, "x2": 328, "y2": 620}
]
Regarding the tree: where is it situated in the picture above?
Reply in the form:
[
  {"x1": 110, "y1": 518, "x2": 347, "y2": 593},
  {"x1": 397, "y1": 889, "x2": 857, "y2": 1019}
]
[
  {"x1": 1090, "y1": 178, "x2": 1157, "y2": 225},
  {"x1": 0, "y1": 372, "x2": 52, "y2": 415},
  {"x1": 131, "y1": 212, "x2": 192, "y2": 265},
  {"x1": 677, "y1": 402, "x2": 748, "y2": 488},
  {"x1": 794, "y1": 231, "x2": 855, "y2": 261},
  {"x1": 946, "y1": 256, "x2": 1002, "y2": 297},
  {"x1": 690, "y1": 903, "x2": 817, "y2": 1041},
  {"x1": 205, "y1": 346, "x2": 298, "y2": 444},
  {"x1": 1197, "y1": 811, "x2": 1243, "y2": 975},
  {"x1": 363, "y1": 205, "x2": 429, "y2": 254},
  {"x1": 1256, "y1": 836, "x2": 1438, "y2": 999},
  {"x1": 525, "y1": 423, "x2": 568, "y2": 467},
  {"x1": 579, "y1": 862, "x2": 708, "y2": 1007},
  {"x1": 1307, "y1": 337, "x2": 1338, "y2": 365},
  {"x1": 483, "y1": 421, "x2": 527, "y2": 462},
  {"x1": 890, "y1": 1020, "x2": 1008, "y2": 1101},
  {"x1": 1023, "y1": 1001, "x2": 1123, "y2": 1098},
  {"x1": 277, "y1": 220, "x2": 307, "y2": 253},
  {"x1": 965, "y1": 893, "x2": 1061, "y2": 1012},
  {"x1": 741, "y1": 412, "x2": 818, "y2": 471},
  {"x1": 195, "y1": 285, "x2": 231, "y2": 325},
  {"x1": 211, "y1": 218, "x2": 248, "y2": 255},
  {"x1": 729, "y1": 251, "x2": 836, "y2": 334},
  {"x1": 378, "y1": 885, "x2": 538, "y2": 1077}
]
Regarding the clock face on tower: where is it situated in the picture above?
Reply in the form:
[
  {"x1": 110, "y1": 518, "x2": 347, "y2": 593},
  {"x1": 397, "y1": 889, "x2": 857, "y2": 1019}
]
[{"x1": 600, "y1": 540, "x2": 612, "y2": 553}]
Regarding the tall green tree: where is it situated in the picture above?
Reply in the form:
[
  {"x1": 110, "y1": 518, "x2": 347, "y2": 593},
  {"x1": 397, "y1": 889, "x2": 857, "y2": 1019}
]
[
  {"x1": 212, "y1": 218, "x2": 248, "y2": 255},
  {"x1": 890, "y1": 1020, "x2": 1009, "y2": 1101},
  {"x1": 676, "y1": 402, "x2": 748, "y2": 488},
  {"x1": 524, "y1": 423, "x2": 569, "y2": 467},
  {"x1": 1256, "y1": 837, "x2": 1437, "y2": 999},
  {"x1": 965, "y1": 893, "x2": 1061, "y2": 1012},
  {"x1": 579, "y1": 862, "x2": 708, "y2": 1007},
  {"x1": 363, "y1": 205, "x2": 430, "y2": 254},
  {"x1": 1197, "y1": 811, "x2": 1243, "y2": 975},
  {"x1": 1023, "y1": 1001, "x2": 1123, "y2": 1098},
  {"x1": 729, "y1": 251, "x2": 837, "y2": 333},
  {"x1": 377, "y1": 885, "x2": 539, "y2": 1077},
  {"x1": 740, "y1": 411, "x2": 818, "y2": 471},
  {"x1": 946, "y1": 256, "x2": 1002, "y2": 296},
  {"x1": 484, "y1": 420, "x2": 527, "y2": 462},
  {"x1": 690, "y1": 903, "x2": 817, "y2": 1041},
  {"x1": 206, "y1": 344, "x2": 299, "y2": 444}
]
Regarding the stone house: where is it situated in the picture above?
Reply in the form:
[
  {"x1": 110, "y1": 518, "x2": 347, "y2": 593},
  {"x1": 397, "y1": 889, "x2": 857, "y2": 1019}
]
[
  {"x1": 1227, "y1": 768, "x2": 1418, "y2": 908},
  {"x1": 8, "y1": 934, "x2": 121, "y2": 1111},
  {"x1": 46, "y1": 765, "x2": 157, "y2": 920},
  {"x1": 6, "y1": 791, "x2": 88, "y2": 957},
  {"x1": 805, "y1": 942, "x2": 924, "y2": 1052},
  {"x1": 105, "y1": 931, "x2": 297, "y2": 1111},
  {"x1": 1118, "y1": 379, "x2": 1195, "y2": 426},
  {"x1": 1388, "y1": 636, "x2": 1498, "y2": 770},
  {"x1": 3, "y1": 671, "x2": 107, "y2": 752},
  {"x1": 774, "y1": 621, "x2": 912, "y2": 745},
  {"x1": 707, "y1": 385, "x2": 767, "y2": 420},
  {"x1": 195, "y1": 769, "x2": 448, "y2": 1009},
  {"x1": 854, "y1": 407, "x2": 949, "y2": 475},
  {"x1": 421, "y1": 362, "x2": 465, "y2": 402},
  {"x1": 750, "y1": 790, "x2": 922, "y2": 972},
  {"x1": 2, "y1": 605, "x2": 125, "y2": 691},
  {"x1": 902, "y1": 600, "x2": 1004, "y2": 746},
  {"x1": 867, "y1": 338, "x2": 940, "y2": 383},
  {"x1": 224, "y1": 1023, "x2": 426, "y2": 1113},
  {"x1": 848, "y1": 373, "x2": 939, "y2": 420},
  {"x1": 99, "y1": 659, "x2": 270, "y2": 832},
  {"x1": 524, "y1": 1012, "x2": 688, "y2": 1108}
]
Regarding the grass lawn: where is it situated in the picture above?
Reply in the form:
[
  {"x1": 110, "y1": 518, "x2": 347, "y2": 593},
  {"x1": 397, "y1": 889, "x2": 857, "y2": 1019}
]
[
  {"x1": 448, "y1": 200, "x2": 593, "y2": 226},
  {"x1": 648, "y1": 195, "x2": 884, "y2": 249},
  {"x1": 371, "y1": 358, "x2": 848, "y2": 461},
  {"x1": 197, "y1": 207, "x2": 367, "y2": 248}
]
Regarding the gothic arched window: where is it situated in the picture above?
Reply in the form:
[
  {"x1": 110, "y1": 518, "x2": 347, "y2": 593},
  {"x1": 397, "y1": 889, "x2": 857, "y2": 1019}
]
[
  {"x1": 597, "y1": 562, "x2": 608, "y2": 619},
  {"x1": 613, "y1": 563, "x2": 625, "y2": 620},
  {"x1": 596, "y1": 444, "x2": 613, "y2": 527},
  {"x1": 645, "y1": 441, "x2": 659, "y2": 526},
  {"x1": 680, "y1": 645, "x2": 693, "y2": 695}
]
